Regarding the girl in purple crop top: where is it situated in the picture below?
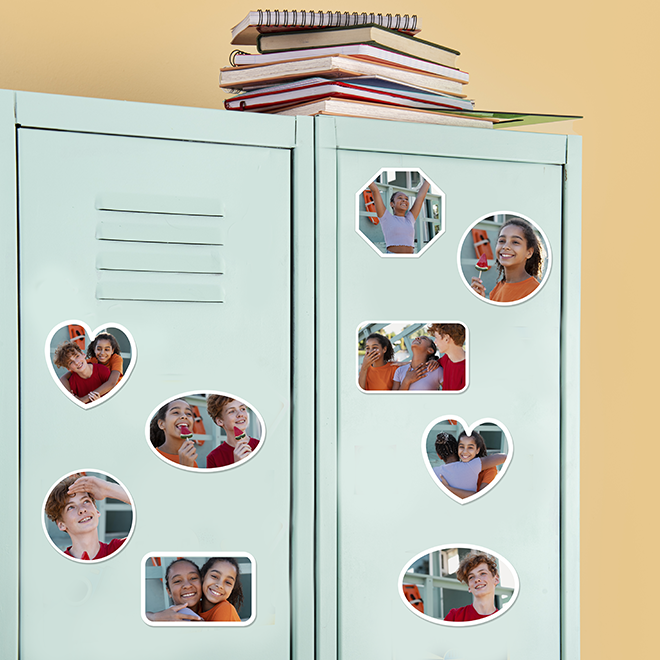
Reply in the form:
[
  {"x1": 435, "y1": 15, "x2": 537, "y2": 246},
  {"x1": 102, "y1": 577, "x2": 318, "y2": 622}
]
[{"x1": 368, "y1": 178, "x2": 431, "y2": 254}]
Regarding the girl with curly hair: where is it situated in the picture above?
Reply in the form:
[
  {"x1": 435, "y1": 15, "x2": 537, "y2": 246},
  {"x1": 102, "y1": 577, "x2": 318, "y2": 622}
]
[{"x1": 470, "y1": 217, "x2": 544, "y2": 303}]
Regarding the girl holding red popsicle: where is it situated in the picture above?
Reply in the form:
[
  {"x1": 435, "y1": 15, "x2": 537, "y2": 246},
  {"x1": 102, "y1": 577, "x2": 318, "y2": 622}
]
[
  {"x1": 206, "y1": 395, "x2": 260, "y2": 469},
  {"x1": 470, "y1": 217, "x2": 544, "y2": 303},
  {"x1": 150, "y1": 399, "x2": 199, "y2": 467}
]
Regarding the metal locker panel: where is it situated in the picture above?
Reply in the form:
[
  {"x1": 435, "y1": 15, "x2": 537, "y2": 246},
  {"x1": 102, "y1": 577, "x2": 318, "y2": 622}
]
[
  {"x1": 314, "y1": 115, "x2": 579, "y2": 660},
  {"x1": 17, "y1": 125, "x2": 293, "y2": 658}
]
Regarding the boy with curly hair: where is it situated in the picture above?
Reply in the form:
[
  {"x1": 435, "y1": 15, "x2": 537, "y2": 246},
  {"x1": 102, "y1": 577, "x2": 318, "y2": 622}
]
[
  {"x1": 444, "y1": 552, "x2": 500, "y2": 621},
  {"x1": 205, "y1": 395, "x2": 260, "y2": 468},
  {"x1": 427, "y1": 323, "x2": 466, "y2": 391},
  {"x1": 45, "y1": 473, "x2": 131, "y2": 560},
  {"x1": 53, "y1": 340, "x2": 110, "y2": 403}
]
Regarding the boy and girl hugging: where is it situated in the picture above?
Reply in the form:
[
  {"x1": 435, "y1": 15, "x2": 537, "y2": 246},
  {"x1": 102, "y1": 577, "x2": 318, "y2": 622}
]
[
  {"x1": 469, "y1": 216, "x2": 546, "y2": 303},
  {"x1": 146, "y1": 557, "x2": 245, "y2": 623},
  {"x1": 433, "y1": 431, "x2": 506, "y2": 499},
  {"x1": 444, "y1": 552, "x2": 502, "y2": 622},
  {"x1": 359, "y1": 323, "x2": 466, "y2": 392},
  {"x1": 45, "y1": 473, "x2": 131, "y2": 561},
  {"x1": 53, "y1": 332, "x2": 124, "y2": 403},
  {"x1": 150, "y1": 395, "x2": 259, "y2": 469}
]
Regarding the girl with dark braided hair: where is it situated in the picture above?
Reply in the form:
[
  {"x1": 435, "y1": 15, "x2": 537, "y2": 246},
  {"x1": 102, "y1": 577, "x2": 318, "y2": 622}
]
[{"x1": 470, "y1": 217, "x2": 545, "y2": 303}]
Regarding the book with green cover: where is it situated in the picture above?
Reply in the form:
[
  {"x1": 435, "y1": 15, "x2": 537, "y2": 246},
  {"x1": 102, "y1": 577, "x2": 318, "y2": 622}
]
[
  {"x1": 256, "y1": 24, "x2": 460, "y2": 68},
  {"x1": 438, "y1": 110, "x2": 583, "y2": 128}
]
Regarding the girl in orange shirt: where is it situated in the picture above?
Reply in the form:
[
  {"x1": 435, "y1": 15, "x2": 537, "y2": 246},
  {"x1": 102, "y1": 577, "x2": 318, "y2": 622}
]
[
  {"x1": 358, "y1": 333, "x2": 402, "y2": 391},
  {"x1": 199, "y1": 557, "x2": 243, "y2": 622},
  {"x1": 87, "y1": 332, "x2": 123, "y2": 390},
  {"x1": 471, "y1": 217, "x2": 544, "y2": 303},
  {"x1": 149, "y1": 399, "x2": 199, "y2": 467}
]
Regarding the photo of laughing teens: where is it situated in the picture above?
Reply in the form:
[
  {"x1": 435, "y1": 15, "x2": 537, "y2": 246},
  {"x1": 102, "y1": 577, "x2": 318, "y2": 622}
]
[
  {"x1": 146, "y1": 557, "x2": 244, "y2": 622},
  {"x1": 359, "y1": 324, "x2": 465, "y2": 392}
]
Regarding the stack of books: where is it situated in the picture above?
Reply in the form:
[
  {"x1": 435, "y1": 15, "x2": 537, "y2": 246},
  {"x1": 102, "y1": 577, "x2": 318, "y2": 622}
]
[{"x1": 220, "y1": 10, "x2": 495, "y2": 128}]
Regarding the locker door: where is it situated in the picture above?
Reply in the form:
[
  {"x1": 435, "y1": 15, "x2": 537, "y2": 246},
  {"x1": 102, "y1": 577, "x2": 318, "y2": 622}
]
[
  {"x1": 18, "y1": 125, "x2": 292, "y2": 657},
  {"x1": 315, "y1": 117, "x2": 580, "y2": 659}
]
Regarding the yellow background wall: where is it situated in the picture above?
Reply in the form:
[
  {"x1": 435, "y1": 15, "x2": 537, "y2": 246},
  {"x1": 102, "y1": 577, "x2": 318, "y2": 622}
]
[{"x1": 2, "y1": 1, "x2": 656, "y2": 655}]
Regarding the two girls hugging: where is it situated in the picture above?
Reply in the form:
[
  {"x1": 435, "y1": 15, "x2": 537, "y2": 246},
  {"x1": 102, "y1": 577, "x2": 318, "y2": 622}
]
[
  {"x1": 53, "y1": 332, "x2": 124, "y2": 404},
  {"x1": 359, "y1": 323, "x2": 466, "y2": 392},
  {"x1": 150, "y1": 395, "x2": 259, "y2": 468},
  {"x1": 146, "y1": 557, "x2": 245, "y2": 623},
  {"x1": 433, "y1": 431, "x2": 506, "y2": 499}
]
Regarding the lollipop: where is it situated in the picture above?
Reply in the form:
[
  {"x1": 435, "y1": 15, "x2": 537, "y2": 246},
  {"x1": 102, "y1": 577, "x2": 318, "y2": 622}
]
[
  {"x1": 475, "y1": 253, "x2": 489, "y2": 279},
  {"x1": 234, "y1": 426, "x2": 247, "y2": 443},
  {"x1": 179, "y1": 424, "x2": 193, "y2": 441}
]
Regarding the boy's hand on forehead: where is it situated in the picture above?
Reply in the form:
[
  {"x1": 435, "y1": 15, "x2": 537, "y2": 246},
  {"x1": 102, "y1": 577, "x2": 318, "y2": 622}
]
[
  {"x1": 67, "y1": 475, "x2": 107, "y2": 500},
  {"x1": 68, "y1": 475, "x2": 130, "y2": 503}
]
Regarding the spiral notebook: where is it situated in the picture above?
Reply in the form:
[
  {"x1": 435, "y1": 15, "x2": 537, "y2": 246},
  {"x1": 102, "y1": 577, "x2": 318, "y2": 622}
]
[{"x1": 231, "y1": 10, "x2": 421, "y2": 45}]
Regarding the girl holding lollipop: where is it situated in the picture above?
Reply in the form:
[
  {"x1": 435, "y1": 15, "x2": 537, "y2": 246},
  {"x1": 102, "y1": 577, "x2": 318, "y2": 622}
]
[
  {"x1": 150, "y1": 399, "x2": 199, "y2": 467},
  {"x1": 471, "y1": 217, "x2": 544, "y2": 303}
]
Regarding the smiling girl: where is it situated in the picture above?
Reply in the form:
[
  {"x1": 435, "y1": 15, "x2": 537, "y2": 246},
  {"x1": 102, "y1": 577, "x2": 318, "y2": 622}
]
[
  {"x1": 470, "y1": 217, "x2": 545, "y2": 303},
  {"x1": 392, "y1": 336, "x2": 442, "y2": 391},
  {"x1": 150, "y1": 399, "x2": 199, "y2": 467},
  {"x1": 368, "y1": 178, "x2": 431, "y2": 254},
  {"x1": 206, "y1": 395, "x2": 260, "y2": 468},
  {"x1": 146, "y1": 558, "x2": 203, "y2": 622},
  {"x1": 199, "y1": 557, "x2": 243, "y2": 622},
  {"x1": 435, "y1": 432, "x2": 506, "y2": 500}
]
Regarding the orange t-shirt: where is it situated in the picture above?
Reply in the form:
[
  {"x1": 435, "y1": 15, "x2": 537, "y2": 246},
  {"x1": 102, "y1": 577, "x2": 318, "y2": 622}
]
[
  {"x1": 90, "y1": 353, "x2": 124, "y2": 379},
  {"x1": 489, "y1": 277, "x2": 540, "y2": 303},
  {"x1": 155, "y1": 447, "x2": 198, "y2": 468},
  {"x1": 477, "y1": 466, "x2": 498, "y2": 490},
  {"x1": 200, "y1": 600, "x2": 241, "y2": 622},
  {"x1": 363, "y1": 362, "x2": 400, "y2": 391}
]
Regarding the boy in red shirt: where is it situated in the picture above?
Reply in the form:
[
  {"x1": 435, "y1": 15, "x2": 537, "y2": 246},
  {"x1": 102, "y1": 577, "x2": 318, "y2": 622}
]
[
  {"x1": 427, "y1": 323, "x2": 467, "y2": 392},
  {"x1": 53, "y1": 341, "x2": 111, "y2": 404},
  {"x1": 45, "y1": 473, "x2": 131, "y2": 561},
  {"x1": 444, "y1": 552, "x2": 500, "y2": 622}
]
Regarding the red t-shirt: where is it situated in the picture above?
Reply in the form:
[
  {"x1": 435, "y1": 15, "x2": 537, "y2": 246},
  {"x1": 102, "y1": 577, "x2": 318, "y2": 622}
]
[
  {"x1": 68, "y1": 363, "x2": 110, "y2": 398},
  {"x1": 206, "y1": 437, "x2": 260, "y2": 468},
  {"x1": 444, "y1": 604, "x2": 498, "y2": 622},
  {"x1": 65, "y1": 537, "x2": 126, "y2": 561},
  {"x1": 439, "y1": 354, "x2": 466, "y2": 391}
]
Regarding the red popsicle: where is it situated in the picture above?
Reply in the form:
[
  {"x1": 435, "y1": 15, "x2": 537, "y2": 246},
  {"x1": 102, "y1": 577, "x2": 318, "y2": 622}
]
[
  {"x1": 475, "y1": 253, "x2": 489, "y2": 278},
  {"x1": 234, "y1": 426, "x2": 247, "y2": 443},
  {"x1": 179, "y1": 424, "x2": 193, "y2": 440}
]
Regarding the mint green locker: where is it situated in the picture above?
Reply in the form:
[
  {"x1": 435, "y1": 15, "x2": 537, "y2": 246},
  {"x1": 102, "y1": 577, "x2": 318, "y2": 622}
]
[
  {"x1": 315, "y1": 116, "x2": 580, "y2": 659},
  {"x1": 2, "y1": 91, "x2": 315, "y2": 659}
]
